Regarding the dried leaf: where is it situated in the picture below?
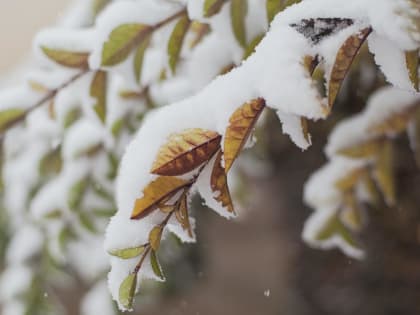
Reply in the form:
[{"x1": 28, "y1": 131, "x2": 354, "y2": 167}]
[
  {"x1": 224, "y1": 98, "x2": 265, "y2": 172},
  {"x1": 328, "y1": 28, "x2": 371, "y2": 109},
  {"x1": 211, "y1": 150, "x2": 234, "y2": 213},
  {"x1": 203, "y1": 0, "x2": 227, "y2": 17},
  {"x1": 150, "y1": 250, "x2": 164, "y2": 280},
  {"x1": 337, "y1": 139, "x2": 383, "y2": 158},
  {"x1": 131, "y1": 176, "x2": 188, "y2": 220},
  {"x1": 119, "y1": 273, "x2": 137, "y2": 310},
  {"x1": 133, "y1": 34, "x2": 151, "y2": 84},
  {"x1": 0, "y1": 108, "x2": 25, "y2": 132},
  {"x1": 405, "y1": 49, "x2": 419, "y2": 91},
  {"x1": 149, "y1": 226, "x2": 163, "y2": 251},
  {"x1": 101, "y1": 24, "x2": 151, "y2": 66},
  {"x1": 108, "y1": 246, "x2": 146, "y2": 259},
  {"x1": 90, "y1": 70, "x2": 107, "y2": 123},
  {"x1": 168, "y1": 14, "x2": 191, "y2": 73},
  {"x1": 151, "y1": 128, "x2": 221, "y2": 176},
  {"x1": 369, "y1": 106, "x2": 416, "y2": 135},
  {"x1": 373, "y1": 140, "x2": 395, "y2": 206},
  {"x1": 334, "y1": 168, "x2": 366, "y2": 192},
  {"x1": 175, "y1": 193, "x2": 193, "y2": 237},
  {"x1": 231, "y1": 0, "x2": 248, "y2": 47},
  {"x1": 41, "y1": 47, "x2": 89, "y2": 68}
]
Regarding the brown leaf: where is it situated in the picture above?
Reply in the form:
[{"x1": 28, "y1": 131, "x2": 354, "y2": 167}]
[
  {"x1": 211, "y1": 150, "x2": 234, "y2": 213},
  {"x1": 328, "y1": 28, "x2": 371, "y2": 109},
  {"x1": 175, "y1": 193, "x2": 193, "y2": 238},
  {"x1": 149, "y1": 226, "x2": 163, "y2": 251},
  {"x1": 337, "y1": 138, "x2": 383, "y2": 158},
  {"x1": 369, "y1": 105, "x2": 417, "y2": 135},
  {"x1": 131, "y1": 176, "x2": 188, "y2": 220},
  {"x1": 151, "y1": 129, "x2": 221, "y2": 176},
  {"x1": 224, "y1": 98, "x2": 265, "y2": 172}
]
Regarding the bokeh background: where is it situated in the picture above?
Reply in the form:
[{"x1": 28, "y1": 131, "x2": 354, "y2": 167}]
[{"x1": 1, "y1": 2, "x2": 420, "y2": 315}]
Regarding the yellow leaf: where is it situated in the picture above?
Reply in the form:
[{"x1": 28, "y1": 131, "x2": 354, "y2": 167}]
[
  {"x1": 149, "y1": 226, "x2": 163, "y2": 251},
  {"x1": 224, "y1": 98, "x2": 265, "y2": 172},
  {"x1": 328, "y1": 28, "x2": 371, "y2": 109},
  {"x1": 168, "y1": 13, "x2": 191, "y2": 73},
  {"x1": 337, "y1": 139, "x2": 383, "y2": 158},
  {"x1": 373, "y1": 140, "x2": 395, "y2": 206},
  {"x1": 131, "y1": 176, "x2": 188, "y2": 220},
  {"x1": 405, "y1": 49, "x2": 419, "y2": 91},
  {"x1": 203, "y1": 0, "x2": 227, "y2": 17},
  {"x1": 90, "y1": 71, "x2": 107, "y2": 123},
  {"x1": 151, "y1": 128, "x2": 221, "y2": 176},
  {"x1": 211, "y1": 150, "x2": 234, "y2": 213},
  {"x1": 175, "y1": 193, "x2": 193, "y2": 238},
  {"x1": 41, "y1": 47, "x2": 90, "y2": 68},
  {"x1": 230, "y1": 0, "x2": 248, "y2": 47}
]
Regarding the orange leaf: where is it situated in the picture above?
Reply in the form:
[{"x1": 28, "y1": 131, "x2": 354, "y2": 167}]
[
  {"x1": 328, "y1": 28, "x2": 371, "y2": 109},
  {"x1": 151, "y1": 128, "x2": 221, "y2": 176},
  {"x1": 211, "y1": 150, "x2": 234, "y2": 213},
  {"x1": 224, "y1": 98, "x2": 265, "y2": 172},
  {"x1": 131, "y1": 176, "x2": 188, "y2": 220}
]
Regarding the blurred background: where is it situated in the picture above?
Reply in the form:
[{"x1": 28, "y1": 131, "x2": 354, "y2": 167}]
[{"x1": 1, "y1": 2, "x2": 420, "y2": 315}]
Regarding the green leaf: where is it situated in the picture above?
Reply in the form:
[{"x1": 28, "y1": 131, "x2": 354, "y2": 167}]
[
  {"x1": 134, "y1": 34, "x2": 151, "y2": 84},
  {"x1": 231, "y1": 0, "x2": 248, "y2": 47},
  {"x1": 0, "y1": 108, "x2": 25, "y2": 132},
  {"x1": 63, "y1": 108, "x2": 81, "y2": 129},
  {"x1": 108, "y1": 246, "x2": 146, "y2": 259},
  {"x1": 405, "y1": 49, "x2": 419, "y2": 92},
  {"x1": 203, "y1": 0, "x2": 227, "y2": 17},
  {"x1": 101, "y1": 24, "x2": 151, "y2": 66},
  {"x1": 90, "y1": 71, "x2": 107, "y2": 123},
  {"x1": 150, "y1": 250, "x2": 164, "y2": 280},
  {"x1": 119, "y1": 273, "x2": 137, "y2": 310},
  {"x1": 266, "y1": 0, "x2": 282, "y2": 23},
  {"x1": 243, "y1": 33, "x2": 264, "y2": 59},
  {"x1": 168, "y1": 14, "x2": 191, "y2": 74},
  {"x1": 68, "y1": 178, "x2": 88, "y2": 211},
  {"x1": 41, "y1": 47, "x2": 89, "y2": 68},
  {"x1": 78, "y1": 212, "x2": 96, "y2": 233},
  {"x1": 316, "y1": 213, "x2": 359, "y2": 248},
  {"x1": 92, "y1": 0, "x2": 110, "y2": 16},
  {"x1": 39, "y1": 147, "x2": 62, "y2": 176}
]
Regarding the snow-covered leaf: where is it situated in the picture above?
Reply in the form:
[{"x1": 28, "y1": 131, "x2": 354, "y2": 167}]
[
  {"x1": 101, "y1": 24, "x2": 151, "y2": 66},
  {"x1": 118, "y1": 274, "x2": 137, "y2": 310}
]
